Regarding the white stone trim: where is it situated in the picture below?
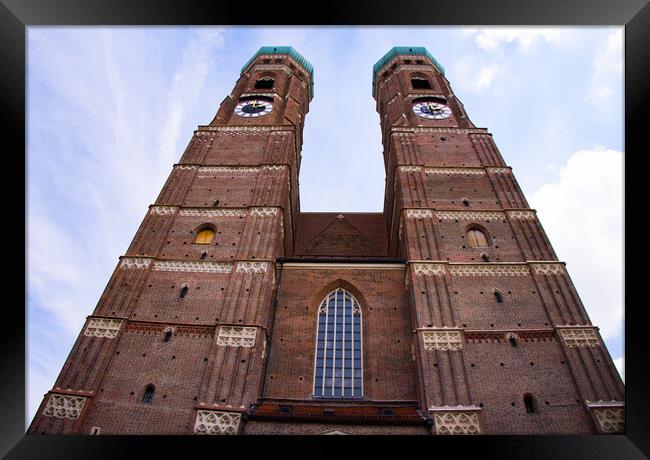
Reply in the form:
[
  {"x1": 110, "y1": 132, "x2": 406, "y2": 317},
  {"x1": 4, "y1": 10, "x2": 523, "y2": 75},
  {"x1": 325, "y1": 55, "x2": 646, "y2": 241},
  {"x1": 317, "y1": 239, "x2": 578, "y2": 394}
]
[
  {"x1": 84, "y1": 318, "x2": 123, "y2": 339},
  {"x1": 152, "y1": 260, "x2": 233, "y2": 274},
  {"x1": 433, "y1": 411, "x2": 480, "y2": 435},
  {"x1": 425, "y1": 167, "x2": 485, "y2": 175},
  {"x1": 179, "y1": 208, "x2": 247, "y2": 217},
  {"x1": 42, "y1": 394, "x2": 87, "y2": 420},
  {"x1": 193, "y1": 410, "x2": 242, "y2": 435},
  {"x1": 422, "y1": 330, "x2": 463, "y2": 350},
  {"x1": 413, "y1": 263, "x2": 446, "y2": 276},
  {"x1": 120, "y1": 257, "x2": 152, "y2": 270},
  {"x1": 506, "y1": 210, "x2": 536, "y2": 220},
  {"x1": 558, "y1": 327, "x2": 600, "y2": 348},
  {"x1": 531, "y1": 263, "x2": 565, "y2": 275},
  {"x1": 236, "y1": 261, "x2": 268, "y2": 274},
  {"x1": 175, "y1": 165, "x2": 197, "y2": 171},
  {"x1": 250, "y1": 207, "x2": 279, "y2": 217},
  {"x1": 448, "y1": 264, "x2": 530, "y2": 276},
  {"x1": 217, "y1": 326, "x2": 257, "y2": 348},
  {"x1": 149, "y1": 206, "x2": 178, "y2": 215},
  {"x1": 436, "y1": 210, "x2": 503, "y2": 221},
  {"x1": 591, "y1": 407, "x2": 625, "y2": 433},
  {"x1": 486, "y1": 167, "x2": 511, "y2": 174},
  {"x1": 198, "y1": 166, "x2": 261, "y2": 173},
  {"x1": 406, "y1": 209, "x2": 433, "y2": 219},
  {"x1": 399, "y1": 165, "x2": 423, "y2": 173}
]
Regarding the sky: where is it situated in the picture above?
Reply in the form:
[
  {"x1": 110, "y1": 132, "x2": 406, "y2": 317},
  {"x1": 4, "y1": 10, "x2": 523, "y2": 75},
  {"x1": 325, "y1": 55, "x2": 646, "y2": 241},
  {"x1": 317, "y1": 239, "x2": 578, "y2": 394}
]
[{"x1": 26, "y1": 26, "x2": 624, "y2": 427}]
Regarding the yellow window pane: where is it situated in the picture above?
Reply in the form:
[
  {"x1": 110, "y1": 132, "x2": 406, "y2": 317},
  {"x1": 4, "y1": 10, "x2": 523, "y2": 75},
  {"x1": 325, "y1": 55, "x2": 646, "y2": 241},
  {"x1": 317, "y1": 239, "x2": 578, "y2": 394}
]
[{"x1": 195, "y1": 229, "x2": 215, "y2": 244}]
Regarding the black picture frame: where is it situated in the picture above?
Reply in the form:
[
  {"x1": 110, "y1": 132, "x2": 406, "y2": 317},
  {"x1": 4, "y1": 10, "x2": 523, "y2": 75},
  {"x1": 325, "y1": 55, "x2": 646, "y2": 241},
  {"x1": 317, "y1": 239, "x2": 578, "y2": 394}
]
[{"x1": 2, "y1": 0, "x2": 648, "y2": 458}]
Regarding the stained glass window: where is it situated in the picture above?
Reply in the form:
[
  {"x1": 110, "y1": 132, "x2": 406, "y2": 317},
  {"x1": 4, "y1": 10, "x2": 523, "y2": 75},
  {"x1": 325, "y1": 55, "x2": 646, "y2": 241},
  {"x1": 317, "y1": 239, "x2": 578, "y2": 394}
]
[{"x1": 313, "y1": 288, "x2": 363, "y2": 399}]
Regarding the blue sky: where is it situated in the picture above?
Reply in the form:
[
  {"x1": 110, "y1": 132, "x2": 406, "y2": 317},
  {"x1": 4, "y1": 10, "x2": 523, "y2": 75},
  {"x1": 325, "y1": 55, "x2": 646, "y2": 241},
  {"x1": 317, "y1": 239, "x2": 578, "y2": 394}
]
[{"x1": 26, "y1": 26, "x2": 623, "y2": 427}]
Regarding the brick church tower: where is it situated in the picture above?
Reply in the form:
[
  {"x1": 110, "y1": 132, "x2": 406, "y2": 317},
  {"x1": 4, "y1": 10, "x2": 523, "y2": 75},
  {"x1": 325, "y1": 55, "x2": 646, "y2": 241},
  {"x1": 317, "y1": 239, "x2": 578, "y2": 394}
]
[{"x1": 29, "y1": 46, "x2": 624, "y2": 435}]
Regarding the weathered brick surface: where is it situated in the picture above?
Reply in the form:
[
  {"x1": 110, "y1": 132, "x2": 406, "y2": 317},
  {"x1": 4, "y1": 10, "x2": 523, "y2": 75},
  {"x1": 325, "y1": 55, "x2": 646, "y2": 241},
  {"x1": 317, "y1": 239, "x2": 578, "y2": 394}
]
[{"x1": 29, "y1": 48, "x2": 623, "y2": 435}]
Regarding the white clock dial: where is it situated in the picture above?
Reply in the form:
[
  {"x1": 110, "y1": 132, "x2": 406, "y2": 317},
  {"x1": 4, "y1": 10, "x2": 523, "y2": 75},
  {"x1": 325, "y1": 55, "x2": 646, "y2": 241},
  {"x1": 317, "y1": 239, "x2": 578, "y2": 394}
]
[
  {"x1": 413, "y1": 101, "x2": 452, "y2": 119},
  {"x1": 234, "y1": 99, "x2": 273, "y2": 117}
]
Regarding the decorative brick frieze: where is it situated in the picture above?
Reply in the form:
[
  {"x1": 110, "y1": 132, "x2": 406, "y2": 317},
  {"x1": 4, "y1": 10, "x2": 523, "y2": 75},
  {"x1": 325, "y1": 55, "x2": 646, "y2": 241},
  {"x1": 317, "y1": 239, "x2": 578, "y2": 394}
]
[
  {"x1": 486, "y1": 167, "x2": 511, "y2": 174},
  {"x1": 406, "y1": 209, "x2": 432, "y2": 219},
  {"x1": 448, "y1": 264, "x2": 530, "y2": 276},
  {"x1": 193, "y1": 410, "x2": 242, "y2": 435},
  {"x1": 506, "y1": 210, "x2": 536, "y2": 220},
  {"x1": 174, "y1": 164, "x2": 197, "y2": 171},
  {"x1": 413, "y1": 263, "x2": 446, "y2": 276},
  {"x1": 197, "y1": 125, "x2": 294, "y2": 133},
  {"x1": 216, "y1": 326, "x2": 257, "y2": 347},
  {"x1": 83, "y1": 318, "x2": 123, "y2": 338},
  {"x1": 178, "y1": 208, "x2": 248, "y2": 217},
  {"x1": 262, "y1": 165, "x2": 286, "y2": 171},
  {"x1": 392, "y1": 127, "x2": 488, "y2": 135},
  {"x1": 236, "y1": 261, "x2": 268, "y2": 274},
  {"x1": 125, "y1": 322, "x2": 213, "y2": 337},
  {"x1": 464, "y1": 329, "x2": 555, "y2": 343},
  {"x1": 152, "y1": 260, "x2": 233, "y2": 274},
  {"x1": 246, "y1": 64, "x2": 292, "y2": 75},
  {"x1": 149, "y1": 206, "x2": 178, "y2": 215},
  {"x1": 250, "y1": 207, "x2": 279, "y2": 217},
  {"x1": 198, "y1": 166, "x2": 261, "y2": 173},
  {"x1": 587, "y1": 403, "x2": 624, "y2": 433},
  {"x1": 435, "y1": 210, "x2": 503, "y2": 221},
  {"x1": 425, "y1": 167, "x2": 485, "y2": 176},
  {"x1": 422, "y1": 329, "x2": 463, "y2": 350},
  {"x1": 398, "y1": 165, "x2": 423, "y2": 173},
  {"x1": 119, "y1": 257, "x2": 152, "y2": 270},
  {"x1": 431, "y1": 410, "x2": 481, "y2": 435},
  {"x1": 531, "y1": 263, "x2": 565, "y2": 275},
  {"x1": 557, "y1": 327, "x2": 600, "y2": 348},
  {"x1": 42, "y1": 394, "x2": 87, "y2": 420}
]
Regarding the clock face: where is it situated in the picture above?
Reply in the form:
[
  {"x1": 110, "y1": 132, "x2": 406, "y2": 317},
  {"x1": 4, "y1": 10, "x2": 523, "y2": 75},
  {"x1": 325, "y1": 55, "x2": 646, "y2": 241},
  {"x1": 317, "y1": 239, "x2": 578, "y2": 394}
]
[
  {"x1": 234, "y1": 99, "x2": 273, "y2": 117},
  {"x1": 413, "y1": 101, "x2": 452, "y2": 119}
]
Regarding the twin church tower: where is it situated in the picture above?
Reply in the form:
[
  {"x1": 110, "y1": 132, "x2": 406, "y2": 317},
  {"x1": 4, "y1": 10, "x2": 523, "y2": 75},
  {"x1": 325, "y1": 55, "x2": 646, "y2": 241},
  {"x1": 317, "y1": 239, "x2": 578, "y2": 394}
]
[{"x1": 29, "y1": 46, "x2": 624, "y2": 435}]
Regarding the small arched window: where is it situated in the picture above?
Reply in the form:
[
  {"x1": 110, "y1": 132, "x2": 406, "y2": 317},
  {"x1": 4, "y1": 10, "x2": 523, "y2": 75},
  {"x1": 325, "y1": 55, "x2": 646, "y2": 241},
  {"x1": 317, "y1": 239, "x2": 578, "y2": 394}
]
[
  {"x1": 179, "y1": 284, "x2": 189, "y2": 299},
  {"x1": 467, "y1": 228, "x2": 489, "y2": 248},
  {"x1": 254, "y1": 77, "x2": 274, "y2": 89},
  {"x1": 493, "y1": 289, "x2": 503, "y2": 303},
  {"x1": 142, "y1": 385, "x2": 155, "y2": 404},
  {"x1": 195, "y1": 228, "x2": 215, "y2": 244},
  {"x1": 411, "y1": 77, "x2": 432, "y2": 89},
  {"x1": 163, "y1": 327, "x2": 174, "y2": 342},
  {"x1": 524, "y1": 393, "x2": 536, "y2": 413},
  {"x1": 506, "y1": 332, "x2": 518, "y2": 347},
  {"x1": 313, "y1": 288, "x2": 363, "y2": 399}
]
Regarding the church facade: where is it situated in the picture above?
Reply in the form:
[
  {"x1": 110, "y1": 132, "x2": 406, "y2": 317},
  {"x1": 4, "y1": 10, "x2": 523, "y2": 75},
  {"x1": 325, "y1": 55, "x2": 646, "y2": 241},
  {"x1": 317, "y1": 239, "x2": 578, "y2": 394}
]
[{"x1": 28, "y1": 46, "x2": 624, "y2": 435}]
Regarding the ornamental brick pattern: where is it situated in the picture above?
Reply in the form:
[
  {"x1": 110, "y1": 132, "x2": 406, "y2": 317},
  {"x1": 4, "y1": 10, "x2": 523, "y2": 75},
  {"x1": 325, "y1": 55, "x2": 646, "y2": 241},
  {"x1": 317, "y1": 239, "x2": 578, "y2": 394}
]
[{"x1": 28, "y1": 46, "x2": 623, "y2": 436}]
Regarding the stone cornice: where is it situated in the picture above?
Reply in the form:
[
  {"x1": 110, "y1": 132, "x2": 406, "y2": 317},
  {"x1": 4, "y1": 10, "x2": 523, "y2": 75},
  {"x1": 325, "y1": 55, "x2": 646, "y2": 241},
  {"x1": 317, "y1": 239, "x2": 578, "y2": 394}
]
[
  {"x1": 118, "y1": 257, "x2": 273, "y2": 274},
  {"x1": 148, "y1": 205, "x2": 283, "y2": 218},
  {"x1": 396, "y1": 165, "x2": 512, "y2": 175},
  {"x1": 196, "y1": 125, "x2": 295, "y2": 133},
  {"x1": 402, "y1": 208, "x2": 537, "y2": 221},
  {"x1": 409, "y1": 261, "x2": 566, "y2": 277},
  {"x1": 391, "y1": 127, "x2": 489, "y2": 135}
]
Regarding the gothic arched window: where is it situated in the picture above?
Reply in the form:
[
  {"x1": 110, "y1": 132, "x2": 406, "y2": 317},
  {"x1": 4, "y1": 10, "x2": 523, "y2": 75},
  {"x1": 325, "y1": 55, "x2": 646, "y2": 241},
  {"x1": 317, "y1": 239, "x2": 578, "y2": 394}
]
[
  {"x1": 467, "y1": 227, "x2": 489, "y2": 248},
  {"x1": 313, "y1": 288, "x2": 363, "y2": 399},
  {"x1": 254, "y1": 76, "x2": 274, "y2": 89},
  {"x1": 194, "y1": 227, "x2": 215, "y2": 244},
  {"x1": 142, "y1": 385, "x2": 155, "y2": 404},
  {"x1": 524, "y1": 393, "x2": 537, "y2": 413}
]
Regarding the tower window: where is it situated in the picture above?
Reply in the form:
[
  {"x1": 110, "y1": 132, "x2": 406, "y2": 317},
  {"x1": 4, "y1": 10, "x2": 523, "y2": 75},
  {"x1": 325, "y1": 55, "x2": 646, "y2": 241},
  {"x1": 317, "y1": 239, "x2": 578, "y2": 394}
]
[
  {"x1": 411, "y1": 78, "x2": 432, "y2": 89},
  {"x1": 254, "y1": 77, "x2": 274, "y2": 89},
  {"x1": 481, "y1": 252, "x2": 490, "y2": 262},
  {"x1": 524, "y1": 393, "x2": 537, "y2": 413},
  {"x1": 142, "y1": 385, "x2": 155, "y2": 404},
  {"x1": 194, "y1": 228, "x2": 215, "y2": 244},
  {"x1": 467, "y1": 228, "x2": 489, "y2": 248},
  {"x1": 313, "y1": 288, "x2": 363, "y2": 399},
  {"x1": 163, "y1": 328, "x2": 174, "y2": 342},
  {"x1": 493, "y1": 289, "x2": 503, "y2": 303},
  {"x1": 179, "y1": 285, "x2": 189, "y2": 299}
]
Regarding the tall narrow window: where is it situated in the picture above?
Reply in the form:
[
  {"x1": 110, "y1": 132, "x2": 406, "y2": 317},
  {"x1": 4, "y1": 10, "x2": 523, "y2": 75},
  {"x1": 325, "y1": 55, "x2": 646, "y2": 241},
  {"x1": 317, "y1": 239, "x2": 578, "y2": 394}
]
[
  {"x1": 524, "y1": 393, "x2": 536, "y2": 413},
  {"x1": 163, "y1": 328, "x2": 173, "y2": 342},
  {"x1": 313, "y1": 288, "x2": 363, "y2": 399},
  {"x1": 467, "y1": 228, "x2": 489, "y2": 248},
  {"x1": 195, "y1": 228, "x2": 215, "y2": 244},
  {"x1": 493, "y1": 289, "x2": 503, "y2": 303},
  {"x1": 142, "y1": 385, "x2": 155, "y2": 404},
  {"x1": 179, "y1": 285, "x2": 189, "y2": 299}
]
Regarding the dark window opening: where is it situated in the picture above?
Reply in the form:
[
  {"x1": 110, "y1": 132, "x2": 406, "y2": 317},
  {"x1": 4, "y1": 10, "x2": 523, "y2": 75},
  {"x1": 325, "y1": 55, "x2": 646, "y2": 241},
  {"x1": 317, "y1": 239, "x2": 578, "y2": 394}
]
[
  {"x1": 254, "y1": 78, "x2": 274, "y2": 89},
  {"x1": 494, "y1": 290, "x2": 503, "y2": 303},
  {"x1": 200, "y1": 252, "x2": 207, "y2": 260},
  {"x1": 213, "y1": 199, "x2": 220, "y2": 207},
  {"x1": 411, "y1": 78, "x2": 432, "y2": 89},
  {"x1": 180, "y1": 286, "x2": 188, "y2": 299},
  {"x1": 142, "y1": 385, "x2": 155, "y2": 404},
  {"x1": 481, "y1": 253, "x2": 490, "y2": 262},
  {"x1": 524, "y1": 394, "x2": 536, "y2": 413},
  {"x1": 164, "y1": 330, "x2": 173, "y2": 342},
  {"x1": 509, "y1": 336, "x2": 517, "y2": 347}
]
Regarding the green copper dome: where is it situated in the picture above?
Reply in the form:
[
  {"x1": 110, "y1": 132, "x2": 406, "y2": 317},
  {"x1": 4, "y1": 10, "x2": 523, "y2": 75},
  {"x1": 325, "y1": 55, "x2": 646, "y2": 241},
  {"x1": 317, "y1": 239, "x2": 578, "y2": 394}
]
[
  {"x1": 241, "y1": 46, "x2": 314, "y2": 101},
  {"x1": 372, "y1": 46, "x2": 445, "y2": 97}
]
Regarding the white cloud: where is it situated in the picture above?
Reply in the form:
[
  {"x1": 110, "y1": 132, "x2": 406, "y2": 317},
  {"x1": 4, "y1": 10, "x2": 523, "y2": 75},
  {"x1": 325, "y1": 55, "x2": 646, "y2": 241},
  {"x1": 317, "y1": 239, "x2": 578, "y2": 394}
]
[
  {"x1": 530, "y1": 147, "x2": 623, "y2": 341},
  {"x1": 462, "y1": 27, "x2": 567, "y2": 52},
  {"x1": 586, "y1": 30, "x2": 623, "y2": 107},
  {"x1": 475, "y1": 64, "x2": 500, "y2": 90},
  {"x1": 613, "y1": 357, "x2": 624, "y2": 381}
]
